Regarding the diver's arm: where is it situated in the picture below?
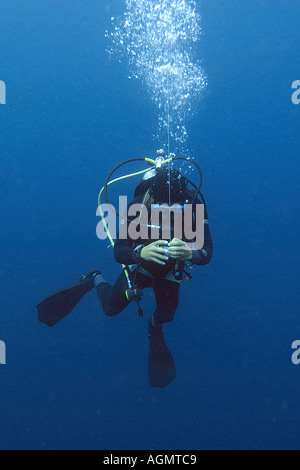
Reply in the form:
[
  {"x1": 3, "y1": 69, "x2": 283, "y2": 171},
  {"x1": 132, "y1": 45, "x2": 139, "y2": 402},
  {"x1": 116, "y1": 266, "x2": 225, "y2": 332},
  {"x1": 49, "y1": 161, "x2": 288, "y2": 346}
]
[
  {"x1": 113, "y1": 196, "x2": 142, "y2": 265},
  {"x1": 114, "y1": 239, "x2": 169, "y2": 266},
  {"x1": 114, "y1": 239, "x2": 137, "y2": 266},
  {"x1": 113, "y1": 195, "x2": 168, "y2": 266},
  {"x1": 190, "y1": 204, "x2": 213, "y2": 266}
]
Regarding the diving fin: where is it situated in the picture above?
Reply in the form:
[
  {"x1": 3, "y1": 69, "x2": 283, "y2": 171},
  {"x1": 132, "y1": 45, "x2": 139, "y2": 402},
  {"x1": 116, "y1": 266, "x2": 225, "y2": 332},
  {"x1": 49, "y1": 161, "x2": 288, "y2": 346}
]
[
  {"x1": 37, "y1": 270, "x2": 100, "y2": 327},
  {"x1": 148, "y1": 317, "x2": 176, "y2": 388}
]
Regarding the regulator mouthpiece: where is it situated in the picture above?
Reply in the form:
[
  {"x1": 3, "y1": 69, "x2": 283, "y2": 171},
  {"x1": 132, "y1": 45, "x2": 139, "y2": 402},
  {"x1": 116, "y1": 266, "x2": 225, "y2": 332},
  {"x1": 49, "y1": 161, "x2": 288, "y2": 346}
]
[
  {"x1": 155, "y1": 157, "x2": 164, "y2": 169},
  {"x1": 156, "y1": 149, "x2": 166, "y2": 168}
]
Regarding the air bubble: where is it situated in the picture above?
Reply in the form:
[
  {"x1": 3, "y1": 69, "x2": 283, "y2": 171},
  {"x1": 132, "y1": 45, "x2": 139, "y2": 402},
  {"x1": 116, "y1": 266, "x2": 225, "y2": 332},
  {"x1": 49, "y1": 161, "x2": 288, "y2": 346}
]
[{"x1": 106, "y1": 0, "x2": 207, "y2": 149}]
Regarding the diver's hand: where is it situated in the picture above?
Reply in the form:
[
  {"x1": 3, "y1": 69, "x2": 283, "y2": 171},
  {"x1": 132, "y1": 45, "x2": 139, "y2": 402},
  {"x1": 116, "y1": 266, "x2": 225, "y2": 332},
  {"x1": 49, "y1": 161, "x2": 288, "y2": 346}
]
[
  {"x1": 141, "y1": 240, "x2": 169, "y2": 266},
  {"x1": 167, "y1": 238, "x2": 192, "y2": 261}
]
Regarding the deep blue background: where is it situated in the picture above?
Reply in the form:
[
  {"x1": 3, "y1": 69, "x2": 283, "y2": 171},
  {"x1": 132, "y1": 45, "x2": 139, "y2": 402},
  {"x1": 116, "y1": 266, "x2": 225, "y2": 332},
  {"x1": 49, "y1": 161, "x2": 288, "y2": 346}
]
[{"x1": 0, "y1": 0, "x2": 300, "y2": 450}]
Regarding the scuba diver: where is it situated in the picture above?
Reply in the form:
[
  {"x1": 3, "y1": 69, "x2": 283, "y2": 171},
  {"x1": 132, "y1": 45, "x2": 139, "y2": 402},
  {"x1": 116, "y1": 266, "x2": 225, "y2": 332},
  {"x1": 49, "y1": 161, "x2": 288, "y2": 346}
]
[{"x1": 37, "y1": 151, "x2": 213, "y2": 388}]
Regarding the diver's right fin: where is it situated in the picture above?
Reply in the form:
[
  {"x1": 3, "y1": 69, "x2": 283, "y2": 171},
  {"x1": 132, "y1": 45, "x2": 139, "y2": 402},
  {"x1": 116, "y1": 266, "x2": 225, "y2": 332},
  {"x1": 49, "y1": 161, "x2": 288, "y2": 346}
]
[
  {"x1": 37, "y1": 270, "x2": 100, "y2": 327},
  {"x1": 148, "y1": 317, "x2": 176, "y2": 388}
]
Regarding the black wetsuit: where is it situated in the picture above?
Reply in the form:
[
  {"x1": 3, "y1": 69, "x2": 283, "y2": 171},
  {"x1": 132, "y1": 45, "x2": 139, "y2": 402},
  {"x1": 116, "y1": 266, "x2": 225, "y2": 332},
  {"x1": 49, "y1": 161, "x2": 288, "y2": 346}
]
[{"x1": 96, "y1": 194, "x2": 213, "y2": 324}]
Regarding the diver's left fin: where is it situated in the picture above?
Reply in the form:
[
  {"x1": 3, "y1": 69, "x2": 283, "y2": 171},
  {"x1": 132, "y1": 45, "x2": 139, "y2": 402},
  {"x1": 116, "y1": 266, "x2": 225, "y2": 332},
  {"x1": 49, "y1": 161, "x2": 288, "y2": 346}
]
[{"x1": 37, "y1": 270, "x2": 100, "y2": 327}]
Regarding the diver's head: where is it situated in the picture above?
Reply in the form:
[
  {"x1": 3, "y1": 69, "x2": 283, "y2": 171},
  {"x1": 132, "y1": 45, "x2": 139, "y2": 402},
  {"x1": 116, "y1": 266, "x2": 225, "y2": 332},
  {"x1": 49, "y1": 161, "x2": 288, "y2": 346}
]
[
  {"x1": 156, "y1": 149, "x2": 165, "y2": 158},
  {"x1": 152, "y1": 168, "x2": 187, "y2": 205}
]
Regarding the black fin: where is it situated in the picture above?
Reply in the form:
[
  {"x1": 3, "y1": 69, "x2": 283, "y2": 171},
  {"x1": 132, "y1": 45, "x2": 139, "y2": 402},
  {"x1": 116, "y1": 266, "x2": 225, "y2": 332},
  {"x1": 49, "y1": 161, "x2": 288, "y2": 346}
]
[
  {"x1": 37, "y1": 271, "x2": 99, "y2": 327},
  {"x1": 148, "y1": 318, "x2": 176, "y2": 388}
]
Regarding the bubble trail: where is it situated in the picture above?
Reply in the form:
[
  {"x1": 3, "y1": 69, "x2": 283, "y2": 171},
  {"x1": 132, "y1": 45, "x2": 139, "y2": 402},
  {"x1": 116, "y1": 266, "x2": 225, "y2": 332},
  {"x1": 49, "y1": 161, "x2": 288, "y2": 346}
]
[{"x1": 107, "y1": 0, "x2": 207, "y2": 150}]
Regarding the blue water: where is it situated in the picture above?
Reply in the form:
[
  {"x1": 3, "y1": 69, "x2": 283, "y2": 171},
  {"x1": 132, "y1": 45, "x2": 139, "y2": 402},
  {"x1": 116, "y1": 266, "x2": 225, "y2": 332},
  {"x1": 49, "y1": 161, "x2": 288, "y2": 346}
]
[{"x1": 0, "y1": 0, "x2": 300, "y2": 450}]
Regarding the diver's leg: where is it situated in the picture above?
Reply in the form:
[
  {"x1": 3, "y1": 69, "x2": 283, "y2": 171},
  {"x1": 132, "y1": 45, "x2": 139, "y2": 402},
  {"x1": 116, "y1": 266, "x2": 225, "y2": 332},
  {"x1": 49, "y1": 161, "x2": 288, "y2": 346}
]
[
  {"x1": 95, "y1": 270, "x2": 130, "y2": 317},
  {"x1": 147, "y1": 279, "x2": 179, "y2": 388},
  {"x1": 95, "y1": 269, "x2": 152, "y2": 317},
  {"x1": 152, "y1": 279, "x2": 180, "y2": 326}
]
